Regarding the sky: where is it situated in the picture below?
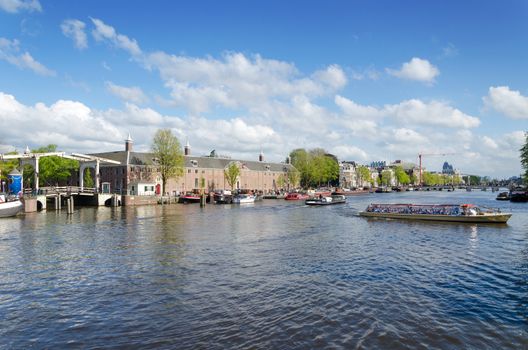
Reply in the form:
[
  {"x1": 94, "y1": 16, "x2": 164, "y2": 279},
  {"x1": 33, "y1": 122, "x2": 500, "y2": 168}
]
[{"x1": 0, "y1": 0, "x2": 527, "y2": 178}]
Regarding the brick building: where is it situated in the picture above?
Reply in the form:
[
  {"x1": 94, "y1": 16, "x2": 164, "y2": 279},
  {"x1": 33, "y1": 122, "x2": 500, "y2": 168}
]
[{"x1": 88, "y1": 137, "x2": 295, "y2": 195}]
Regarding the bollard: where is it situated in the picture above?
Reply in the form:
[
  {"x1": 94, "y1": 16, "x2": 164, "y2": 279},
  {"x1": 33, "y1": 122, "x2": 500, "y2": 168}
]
[{"x1": 200, "y1": 194, "x2": 206, "y2": 207}]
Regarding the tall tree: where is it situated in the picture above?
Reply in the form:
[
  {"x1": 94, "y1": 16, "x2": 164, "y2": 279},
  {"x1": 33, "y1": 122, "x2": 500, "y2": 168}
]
[
  {"x1": 224, "y1": 162, "x2": 240, "y2": 190},
  {"x1": 394, "y1": 166, "x2": 410, "y2": 185},
  {"x1": 521, "y1": 131, "x2": 528, "y2": 183},
  {"x1": 287, "y1": 168, "x2": 300, "y2": 189},
  {"x1": 151, "y1": 129, "x2": 184, "y2": 195},
  {"x1": 380, "y1": 170, "x2": 392, "y2": 186},
  {"x1": 357, "y1": 166, "x2": 371, "y2": 188}
]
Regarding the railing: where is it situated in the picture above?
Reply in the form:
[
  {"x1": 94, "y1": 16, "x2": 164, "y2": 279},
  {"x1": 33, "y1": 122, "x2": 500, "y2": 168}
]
[{"x1": 23, "y1": 186, "x2": 98, "y2": 196}]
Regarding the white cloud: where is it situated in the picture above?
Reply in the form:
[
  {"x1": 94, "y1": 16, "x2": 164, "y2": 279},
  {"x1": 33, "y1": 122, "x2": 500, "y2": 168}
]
[
  {"x1": 481, "y1": 136, "x2": 499, "y2": 150},
  {"x1": 332, "y1": 145, "x2": 368, "y2": 160},
  {"x1": 90, "y1": 18, "x2": 142, "y2": 56},
  {"x1": 483, "y1": 86, "x2": 528, "y2": 119},
  {"x1": 385, "y1": 99, "x2": 480, "y2": 128},
  {"x1": 335, "y1": 95, "x2": 383, "y2": 120},
  {"x1": 0, "y1": 0, "x2": 41, "y2": 13},
  {"x1": 144, "y1": 51, "x2": 346, "y2": 114},
  {"x1": 386, "y1": 57, "x2": 439, "y2": 83},
  {"x1": 392, "y1": 128, "x2": 428, "y2": 144},
  {"x1": 61, "y1": 19, "x2": 88, "y2": 50},
  {"x1": 105, "y1": 81, "x2": 149, "y2": 104},
  {"x1": 0, "y1": 38, "x2": 55, "y2": 76}
]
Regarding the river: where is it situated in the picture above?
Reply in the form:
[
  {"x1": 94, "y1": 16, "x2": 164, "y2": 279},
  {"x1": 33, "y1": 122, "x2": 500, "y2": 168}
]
[{"x1": 0, "y1": 190, "x2": 526, "y2": 349}]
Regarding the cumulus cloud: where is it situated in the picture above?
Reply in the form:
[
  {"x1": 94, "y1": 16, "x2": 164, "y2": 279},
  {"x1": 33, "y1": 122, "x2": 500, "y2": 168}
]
[
  {"x1": 105, "y1": 81, "x2": 149, "y2": 104},
  {"x1": 331, "y1": 145, "x2": 368, "y2": 161},
  {"x1": 385, "y1": 99, "x2": 480, "y2": 128},
  {"x1": 0, "y1": 0, "x2": 41, "y2": 13},
  {"x1": 483, "y1": 86, "x2": 528, "y2": 119},
  {"x1": 61, "y1": 19, "x2": 88, "y2": 50},
  {"x1": 0, "y1": 37, "x2": 55, "y2": 76},
  {"x1": 90, "y1": 18, "x2": 142, "y2": 56},
  {"x1": 386, "y1": 57, "x2": 439, "y2": 84},
  {"x1": 335, "y1": 95, "x2": 383, "y2": 120},
  {"x1": 144, "y1": 51, "x2": 346, "y2": 114}
]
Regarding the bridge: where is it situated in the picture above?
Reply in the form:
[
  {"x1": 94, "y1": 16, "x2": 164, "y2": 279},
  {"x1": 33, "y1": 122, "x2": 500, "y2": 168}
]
[{"x1": 1, "y1": 149, "x2": 122, "y2": 211}]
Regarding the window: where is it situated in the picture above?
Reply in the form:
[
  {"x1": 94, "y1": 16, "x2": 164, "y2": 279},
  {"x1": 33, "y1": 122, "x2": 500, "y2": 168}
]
[
  {"x1": 195, "y1": 170, "x2": 198, "y2": 174},
  {"x1": 195, "y1": 178, "x2": 198, "y2": 188},
  {"x1": 188, "y1": 169, "x2": 191, "y2": 173}
]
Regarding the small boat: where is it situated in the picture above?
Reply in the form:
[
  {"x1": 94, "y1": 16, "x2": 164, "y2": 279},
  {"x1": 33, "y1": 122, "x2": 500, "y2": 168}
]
[
  {"x1": 359, "y1": 203, "x2": 511, "y2": 223},
  {"x1": 232, "y1": 194, "x2": 256, "y2": 204},
  {"x1": 285, "y1": 192, "x2": 310, "y2": 200},
  {"x1": 179, "y1": 192, "x2": 202, "y2": 203},
  {"x1": 214, "y1": 190, "x2": 232, "y2": 204},
  {"x1": 0, "y1": 195, "x2": 23, "y2": 218},
  {"x1": 375, "y1": 187, "x2": 392, "y2": 193},
  {"x1": 495, "y1": 192, "x2": 510, "y2": 201},
  {"x1": 306, "y1": 194, "x2": 346, "y2": 206},
  {"x1": 332, "y1": 188, "x2": 369, "y2": 196}
]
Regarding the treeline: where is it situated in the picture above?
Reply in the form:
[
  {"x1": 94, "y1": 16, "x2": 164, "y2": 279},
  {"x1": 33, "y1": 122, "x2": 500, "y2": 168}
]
[{"x1": 289, "y1": 148, "x2": 339, "y2": 188}]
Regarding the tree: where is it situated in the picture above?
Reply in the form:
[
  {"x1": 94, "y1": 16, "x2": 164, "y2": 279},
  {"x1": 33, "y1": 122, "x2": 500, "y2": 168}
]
[
  {"x1": 394, "y1": 166, "x2": 410, "y2": 185},
  {"x1": 84, "y1": 168, "x2": 94, "y2": 188},
  {"x1": 151, "y1": 129, "x2": 184, "y2": 195},
  {"x1": 521, "y1": 131, "x2": 528, "y2": 183},
  {"x1": 276, "y1": 173, "x2": 286, "y2": 190},
  {"x1": 29, "y1": 145, "x2": 78, "y2": 186},
  {"x1": 381, "y1": 170, "x2": 392, "y2": 186},
  {"x1": 289, "y1": 148, "x2": 339, "y2": 188},
  {"x1": 357, "y1": 166, "x2": 371, "y2": 188},
  {"x1": 287, "y1": 168, "x2": 300, "y2": 189},
  {"x1": 224, "y1": 162, "x2": 240, "y2": 190}
]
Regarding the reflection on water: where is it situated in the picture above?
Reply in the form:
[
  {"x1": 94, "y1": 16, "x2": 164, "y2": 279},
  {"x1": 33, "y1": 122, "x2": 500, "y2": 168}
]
[{"x1": 0, "y1": 191, "x2": 526, "y2": 349}]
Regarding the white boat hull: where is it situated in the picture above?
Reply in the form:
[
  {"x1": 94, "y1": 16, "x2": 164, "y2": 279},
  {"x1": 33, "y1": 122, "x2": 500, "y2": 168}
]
[
  {"x1": 359, "y1": 211, "x2": 511, "y2": 223},
  {"x1": 0, "y1": 200, "x2": 24, "y2": 218},
  {"x1": 232, "y1": 195, "x2": 256, "y2": 204}
]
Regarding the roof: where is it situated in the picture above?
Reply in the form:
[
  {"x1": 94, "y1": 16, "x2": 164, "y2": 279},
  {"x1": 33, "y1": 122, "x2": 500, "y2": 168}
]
[{"x1": 89, "y1": 151, "x2": 295, "y2": 172}]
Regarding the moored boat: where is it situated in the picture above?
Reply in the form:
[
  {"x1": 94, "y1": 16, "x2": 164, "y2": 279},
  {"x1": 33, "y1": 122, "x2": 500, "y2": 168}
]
[
  {"x1": 509, "y1": 187, "x2": 528, "y2": 203},
  {"x1": 232, "y1": 194, "x2": 256, "y2": 204},
  {"x1": 179, "y1": 192, "x2": 202, "y2": 203},
  {"x1": 214, "y1": 190, "x2": 232, "y2": 204},
  {"x1": 285, "y1": 192, "x2": 310, "y2": 200},
  {"x1": 0, "y1": 195, "x2": 23, "y2": 218},
  {"x1": 359, "y1": 203, "x2": 511, "y2": 223},
  {"x1": 306, "y1": 194, "x2": 346, "y2": 206}
]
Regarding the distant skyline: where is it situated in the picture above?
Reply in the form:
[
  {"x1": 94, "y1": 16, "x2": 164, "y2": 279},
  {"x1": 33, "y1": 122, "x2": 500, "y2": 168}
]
[{"x1": 0, "y1": 0, "x2": 527, "y2": 178}]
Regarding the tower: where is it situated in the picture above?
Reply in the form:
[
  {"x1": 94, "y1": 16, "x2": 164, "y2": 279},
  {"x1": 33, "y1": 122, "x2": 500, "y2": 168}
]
[
  {"x1": 125, "y1": 133, "x2": 133, "y2": 152},
  {"x1": 184, "y1": 140, "x2": 191, "y2": 156}
]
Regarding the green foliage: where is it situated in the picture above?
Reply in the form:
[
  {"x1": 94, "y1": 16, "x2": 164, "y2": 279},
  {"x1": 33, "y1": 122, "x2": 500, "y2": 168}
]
[
  {"x1": 151, "y1": 129, "x2": 184, "y2": 194},
  {"x1": 394, "y1": 166, "x2": 410, "y2": 185},
  {"x1": 25, "y1": 144, "x2": 79, "y2": 186},
  {"x1": 0, "y1": 151, "x2": 18, "y2": 183},
  {"x1": 289, "y1": 148, "x2": 339, "y2": 188},
  {"x1": 422, "y1": 171, "x2": 435, "y2": 186},
  {"x1": 380, "y1": 170, "x2": 392, "y2": 186},
  {"x1": 83, "y1": 168, "x2": 94, "y2": 188},
  {"x1": 287, "y1": 168, "x2": 300, "y2": 188},
  {"x1": 224, "y1": 162, "x2": 240, "y2": 190},
  {"x1": 356, "y1": 166, "x2": 371, "y2": 187},
  {"x1": 521, "y1": 131, "x2": 528, "y2": 182},
  {"x1": 276, "y1": 173, "x2": 286, "y2": 189}
]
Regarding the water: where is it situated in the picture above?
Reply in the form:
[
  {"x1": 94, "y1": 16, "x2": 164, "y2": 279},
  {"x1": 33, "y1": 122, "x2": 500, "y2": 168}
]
[{"x1": 0, "y1": 191, "x2": 526, "y2": 349}]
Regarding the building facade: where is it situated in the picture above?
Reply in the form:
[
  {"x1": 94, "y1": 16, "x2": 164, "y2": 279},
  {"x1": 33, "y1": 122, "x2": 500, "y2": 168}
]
[{"x1": 88, "y1": 138, "x2": 295, "y2": 195}]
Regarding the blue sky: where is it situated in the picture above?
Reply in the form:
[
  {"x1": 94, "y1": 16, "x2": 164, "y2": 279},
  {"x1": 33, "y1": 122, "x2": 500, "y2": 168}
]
[{"x1": 0, "y1": 0, "x2": 527, "y2": 178}]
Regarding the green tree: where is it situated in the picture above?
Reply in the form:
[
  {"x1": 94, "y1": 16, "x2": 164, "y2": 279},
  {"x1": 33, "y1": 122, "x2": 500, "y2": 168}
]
[
  {"x1": 394, "y1": 166, "x2": 410, "y2": 185},
  {"x1": 422, "y1": 171, "x2": 435, "y2": 186},
  {"x1": 276, "y1": 173, "x2": 286, "y2": 189},
  {"x1": 287, "y1": 168, "x2": 300, "y2": 189},
  {"x1": 521, "y1": 131, "x2": 528, "y2": 182},
  {"x1": 290, "y1": 149, "x2": 311, "y2": 187},
  {"x1": 224, "y1": 162, "x2": 240, "y2": 190},
  {"x1": 357, "y1": 166, "x2": 371, "y2": 188},
  {"x1": 151, "y1": 129, "x2": 184, "y2": 195},
  {"x1": 83, "y1": 168, "x2": 94, "y2": 188},
  {"x1": 380, "y1": 170, "x2": 392, "y2": 186},
  {"x1": 29, "y1": 145, "x2": 78, "y2": 186},
  {"x1": 0, "y1": 151, "x2": 18, "y2": 187}
]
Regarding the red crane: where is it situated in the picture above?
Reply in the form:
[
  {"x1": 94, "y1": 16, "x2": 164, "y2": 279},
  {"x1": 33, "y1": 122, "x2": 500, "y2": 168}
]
[{"x1": 418, "y1": 152, "x2": 457, "y2": 186}]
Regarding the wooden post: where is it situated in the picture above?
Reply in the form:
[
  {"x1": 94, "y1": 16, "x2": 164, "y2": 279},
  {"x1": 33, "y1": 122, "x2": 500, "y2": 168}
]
[{"x1": 200, "y1": 194, "x2": 206, "y2": 207}]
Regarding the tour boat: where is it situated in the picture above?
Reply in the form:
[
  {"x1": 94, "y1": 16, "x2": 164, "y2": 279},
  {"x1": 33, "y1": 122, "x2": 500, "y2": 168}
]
[
  {"x1": 509, "y1": 188, "x2": 528, "y2": 202},
  {"x1": 305, "y1": 194, "x2": 346, "y2": 206},
  {"x1": 360, "y1": 203, "x2": 511, "y2": 223},
  {"x1": 232, "y1": 194, "x2": 256, "y2": 204},
  {"x1": 284, "y1": 192, "x2": 310, "y2": 200},
  {"x1": 0, "y1": 195, "x2": 23, "y2": 218}
]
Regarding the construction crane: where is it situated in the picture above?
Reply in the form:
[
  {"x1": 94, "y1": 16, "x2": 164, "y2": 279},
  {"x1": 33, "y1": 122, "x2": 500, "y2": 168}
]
[{"x1": 418, "y1": 152, "x2": 457, "y2": 186}]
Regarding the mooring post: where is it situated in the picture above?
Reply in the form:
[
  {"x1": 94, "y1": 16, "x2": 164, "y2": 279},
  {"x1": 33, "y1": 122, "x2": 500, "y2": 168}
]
[{"x1": 200, "y1": 194, "x2": 206, "y2": 207}]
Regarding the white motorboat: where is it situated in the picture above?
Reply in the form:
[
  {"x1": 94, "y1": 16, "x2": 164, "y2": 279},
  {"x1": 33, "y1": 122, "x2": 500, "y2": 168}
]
[
  {"x1": 232, "y1": 194, "x2": 256, "y2": 204},
  {"x1": 0, "y1": 195, "x2": 23, "y2": 218}
]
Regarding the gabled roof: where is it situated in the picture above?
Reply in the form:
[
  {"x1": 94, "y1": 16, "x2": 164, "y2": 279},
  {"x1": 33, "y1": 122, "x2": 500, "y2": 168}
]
[{"x1": 89, "y1": 151, "x2": 295, "y2": 172}]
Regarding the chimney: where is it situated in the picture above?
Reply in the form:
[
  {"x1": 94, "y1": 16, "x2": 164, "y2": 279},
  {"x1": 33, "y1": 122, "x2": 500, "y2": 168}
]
[
  {"x1": 259, "y1": 150, "x2": 264, "y2": 162},
  {"x1": 184, "y1": 140, "x2": 191, "y2": 156},
  {"x1": 285, "y1": 156, "x2": 291, "y2": 164},
  {"x1": 125, "y1": 133, "x2": 133, "y2": 152}
]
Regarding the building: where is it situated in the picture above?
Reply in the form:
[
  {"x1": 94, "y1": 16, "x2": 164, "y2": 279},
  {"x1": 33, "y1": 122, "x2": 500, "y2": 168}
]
[
  {"x1": 88, "y1": 137, "x2": 295, "y2": 195},
  {"x1": 442, "y1": 161, "x2": 455, "y2": 175}
]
